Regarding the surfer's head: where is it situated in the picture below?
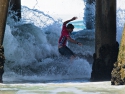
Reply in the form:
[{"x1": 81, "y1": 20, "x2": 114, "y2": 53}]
[{"x1": 66, "y1": 24, "x2": 74, "y2": 32}]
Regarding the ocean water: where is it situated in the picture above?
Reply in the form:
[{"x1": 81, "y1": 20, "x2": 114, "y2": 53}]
[
  {"x1": 1, "y1": 1, "x2": 125, "y2": 84},
  {"x1": 70, "y1": 21, "x2": 86, "y2": 31}
]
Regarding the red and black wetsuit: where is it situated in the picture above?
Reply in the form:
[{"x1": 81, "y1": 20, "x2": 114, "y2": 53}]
[
  {"x1": 58, "y1": 23, "x2": 75, "y2": 58},
  {"x1": 58, "y1": 23, "x2": 70, "y2": 46}
]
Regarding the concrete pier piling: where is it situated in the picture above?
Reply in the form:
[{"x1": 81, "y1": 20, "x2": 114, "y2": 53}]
[
  {"x1": 0, "y1": 0, "x2": 9, "y2": 45},
  {"x1": 91, "y1": 0, "x2": 117, "y2": 81},
  {"x1": 0, "y1": 0, "x2": 9, "y2": 82},
  {"x1": 9, "y1": 0, "x2": 21, "y2": 21}
]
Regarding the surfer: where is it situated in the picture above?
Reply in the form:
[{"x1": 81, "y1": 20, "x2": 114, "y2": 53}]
[{"x1": 58, "y1": 17, "x2": 82, "y2": 60}]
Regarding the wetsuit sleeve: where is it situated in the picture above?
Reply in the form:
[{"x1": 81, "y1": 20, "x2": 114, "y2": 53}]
[
  {"x1": 63, "y1": 17, "x2": 77, "y2": 25},
  {"x1": 63, "y1": 22, "x2": 66, "y2": 27}
]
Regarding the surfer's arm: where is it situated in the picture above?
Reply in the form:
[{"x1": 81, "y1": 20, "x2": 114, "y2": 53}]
[
  {"x1": 63, "y1": 17, "x2": 77, "y2": 25},
  {"x1": 67, "y1": 36, "x2": 82, "y2": 46}
]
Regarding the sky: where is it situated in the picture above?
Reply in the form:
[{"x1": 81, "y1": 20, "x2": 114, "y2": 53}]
[
  {"x1": 21, "y1": 0, "x2": 125, "y2": 22},
  {"x1": 117, "y1": 0, "x2": 125, "y2": 9},
  {"x1": 21, "y1": 0, "x2": 84, "y2": 21}
]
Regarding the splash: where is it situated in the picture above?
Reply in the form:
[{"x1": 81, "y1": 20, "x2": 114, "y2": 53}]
[
  {"x1": 117, "y1": 8, "x2": 125, "y2": 43},
  {"x1": 3, "y1": 6, "x2": 93, "y2": 82}
]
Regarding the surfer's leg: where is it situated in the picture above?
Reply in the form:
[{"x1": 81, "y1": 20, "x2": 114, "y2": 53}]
[
  {"x1": 58, "y1": 47, "x2": 66, "y2": 55},
  {"x1": 58, "y1": 46, "x2": 75, "y2": 59},
  {"x1": 64, "y1": 46, "x2": 75, "y2": 59}
]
